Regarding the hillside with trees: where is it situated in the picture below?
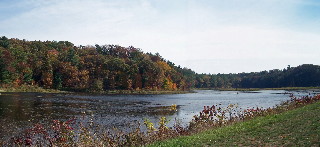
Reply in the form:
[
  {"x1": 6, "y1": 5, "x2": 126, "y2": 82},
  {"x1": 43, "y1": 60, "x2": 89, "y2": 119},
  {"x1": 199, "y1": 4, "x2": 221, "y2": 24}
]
[
  {"x1": 0, "y1": 36, "x2": 320, "y2": 92},
  {"x1": 0, "y1": 36, "x2": 195, "y2": 92}
]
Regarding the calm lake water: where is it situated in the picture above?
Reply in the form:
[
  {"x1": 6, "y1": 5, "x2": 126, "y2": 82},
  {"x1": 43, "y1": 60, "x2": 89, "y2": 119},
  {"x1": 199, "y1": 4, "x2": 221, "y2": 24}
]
[{"x1": 0, "y1": 90, "x2": 317, "y2": 139}]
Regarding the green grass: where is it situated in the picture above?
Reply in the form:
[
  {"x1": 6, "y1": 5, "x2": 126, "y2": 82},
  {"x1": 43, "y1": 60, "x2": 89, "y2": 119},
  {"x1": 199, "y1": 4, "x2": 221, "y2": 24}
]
[
  {"x1": 0, "y1": 84, "x2": 66, "y2": 93},
  {"x1": 149, "y1": 102, "x2": 320, "y2": 147},
  {"x1": 0, "y1": 85, "x2": 191, "y2": 95}
]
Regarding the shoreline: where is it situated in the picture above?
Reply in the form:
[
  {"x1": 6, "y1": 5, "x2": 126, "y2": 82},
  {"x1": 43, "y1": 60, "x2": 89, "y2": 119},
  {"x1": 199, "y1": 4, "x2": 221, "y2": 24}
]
[
  {"x1": 193, "y1": 87, "x2": 320, "y2": 91},
  {"x1": 3, "y1": 93, "x2": 319, "y2": 146},
  {"x1": 79, "y1": 90, "x2": 194, "y2": 95},
  {"x1": 149, "y1": 101, "x2": 320, "y2": 146},
  {"x1": 2, "y1": 85, "x2": 320, "y2": 95},
  {"x1": 0, "y1": 85, "x2": 67, "y2": 93},
  {"x1": 0, "y1": 85, "x2": 194, "y2": 95}
]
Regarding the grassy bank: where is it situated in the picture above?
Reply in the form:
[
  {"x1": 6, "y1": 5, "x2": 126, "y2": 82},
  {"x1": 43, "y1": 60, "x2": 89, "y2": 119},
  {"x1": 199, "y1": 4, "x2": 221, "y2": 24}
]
[
  {"x1": 0, "y1": 84, "x2": 66, "y2": 93},
  {"x1": 0, "y1": 84, "x2": 192, "y2": 95},
  {"x1": 2, "y1": 85, "x2": 318, "y2": 94},
  {"x1": 149, "y1": 102, "x2": 320, "y2": 146}
]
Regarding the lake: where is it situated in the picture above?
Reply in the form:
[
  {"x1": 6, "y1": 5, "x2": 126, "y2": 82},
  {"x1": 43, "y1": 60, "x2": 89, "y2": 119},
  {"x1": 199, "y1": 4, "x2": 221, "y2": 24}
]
[{"x1": 0, "y1": 90, "x2": 316, "y2": 139}]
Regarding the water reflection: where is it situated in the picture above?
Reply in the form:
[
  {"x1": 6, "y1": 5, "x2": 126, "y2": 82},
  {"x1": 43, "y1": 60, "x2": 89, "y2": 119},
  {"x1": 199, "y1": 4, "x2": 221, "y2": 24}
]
[{"x1": 0, "y1": 90, "x2": 317, "y2": 139}]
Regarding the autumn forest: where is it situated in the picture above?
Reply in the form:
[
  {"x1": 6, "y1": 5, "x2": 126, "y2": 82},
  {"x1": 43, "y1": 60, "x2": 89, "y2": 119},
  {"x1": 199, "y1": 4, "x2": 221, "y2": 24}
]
[{"x1": 0, "y1": 36, "x2": 320, "y2": 92}]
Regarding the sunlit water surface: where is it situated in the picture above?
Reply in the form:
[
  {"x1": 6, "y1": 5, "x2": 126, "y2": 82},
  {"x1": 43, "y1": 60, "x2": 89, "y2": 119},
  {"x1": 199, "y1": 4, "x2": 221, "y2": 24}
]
[{"x1": 0, "y1": 90, "x2": 317, "y2": 139}]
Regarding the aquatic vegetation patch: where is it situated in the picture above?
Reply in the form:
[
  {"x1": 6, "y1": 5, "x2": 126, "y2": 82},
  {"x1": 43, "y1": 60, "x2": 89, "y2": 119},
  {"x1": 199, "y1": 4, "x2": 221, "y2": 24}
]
[
  {"x1": 2, "y1": 94, "x2": 320, "y2": 146},
  {"x1": 147, "y1": 104, "x2": 178, "y2": 115}
]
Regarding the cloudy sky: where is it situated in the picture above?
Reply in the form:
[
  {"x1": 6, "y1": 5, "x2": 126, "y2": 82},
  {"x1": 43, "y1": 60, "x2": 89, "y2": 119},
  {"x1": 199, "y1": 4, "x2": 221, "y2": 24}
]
[{"x1": 1, "y1": 0, "x2": 320, "y2": 74}]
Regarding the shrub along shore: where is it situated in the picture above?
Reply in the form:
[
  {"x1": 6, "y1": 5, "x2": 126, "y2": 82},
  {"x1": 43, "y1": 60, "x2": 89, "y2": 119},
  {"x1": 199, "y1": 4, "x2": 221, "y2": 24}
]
[
  {"x1": 149, "y1": 100, "x2": 320, "y2": 146},
  {"x1": 2, "y1": 94, "x2": 320, "y2": 146}
]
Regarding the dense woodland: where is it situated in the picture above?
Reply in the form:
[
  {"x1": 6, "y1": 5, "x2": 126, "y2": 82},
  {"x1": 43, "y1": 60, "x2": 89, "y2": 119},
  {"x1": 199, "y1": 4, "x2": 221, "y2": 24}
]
[
  {"x1": 195, "y1": 64, "x2": 320, "y2": 88},
  {"x1": 0, "y1": 36, "x2": 320, "y2": 92},
  {"x1": 0, "y1": 36, "x2": 195, "y2": 92}
]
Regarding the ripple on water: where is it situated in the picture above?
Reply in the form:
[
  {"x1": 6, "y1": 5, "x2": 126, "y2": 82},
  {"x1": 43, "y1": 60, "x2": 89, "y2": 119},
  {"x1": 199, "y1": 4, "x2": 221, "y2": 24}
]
[{"x1": 0, "y1": 90, "x2": 312, "y2": 138}]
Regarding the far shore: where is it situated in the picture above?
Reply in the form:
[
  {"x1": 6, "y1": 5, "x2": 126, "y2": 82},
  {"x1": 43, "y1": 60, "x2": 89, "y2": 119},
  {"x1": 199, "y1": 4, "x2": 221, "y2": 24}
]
[
  {"x1": 1, "y1": 85, "x2": 320, "y2": 95},
  {"x1": 0, "y1": 85, "x2": 194, "y2": 95},
  {"x1": 193, "y1": 87, "x2": 320, "y2": 91}
]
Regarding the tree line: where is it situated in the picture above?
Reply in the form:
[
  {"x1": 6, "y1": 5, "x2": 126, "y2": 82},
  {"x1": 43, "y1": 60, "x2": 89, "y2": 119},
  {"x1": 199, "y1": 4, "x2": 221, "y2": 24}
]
[
  {"x1": 195, "y1": 64, "x2": 320, "y2": 89},
  {"x1": 0, "y1": 36, "x2": 319, "y2": 92},
  {"x1": 0, "y1": 36, "x2": 195, "y2": 92}
]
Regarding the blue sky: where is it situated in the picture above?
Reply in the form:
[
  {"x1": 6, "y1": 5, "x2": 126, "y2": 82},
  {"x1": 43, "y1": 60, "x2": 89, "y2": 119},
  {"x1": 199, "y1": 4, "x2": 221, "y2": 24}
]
[{"x1": 1, "y1": 0, "x2": 320, "y2": 74}]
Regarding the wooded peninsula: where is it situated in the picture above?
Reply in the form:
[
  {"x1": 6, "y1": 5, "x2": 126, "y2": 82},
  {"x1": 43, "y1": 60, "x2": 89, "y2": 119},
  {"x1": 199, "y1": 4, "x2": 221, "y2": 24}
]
[{"x1": 1, "y1": 36, "x2": 320, "y2": 92}]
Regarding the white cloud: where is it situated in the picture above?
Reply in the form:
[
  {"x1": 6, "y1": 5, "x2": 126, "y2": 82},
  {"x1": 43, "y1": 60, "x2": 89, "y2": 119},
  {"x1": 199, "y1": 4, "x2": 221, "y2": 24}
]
[
  {"x1": 1, "y1": 0, "x2": 157, "y2": 43},
  {"x1": 1, "y1": 0, "x2": 320, "y2": 73}
]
